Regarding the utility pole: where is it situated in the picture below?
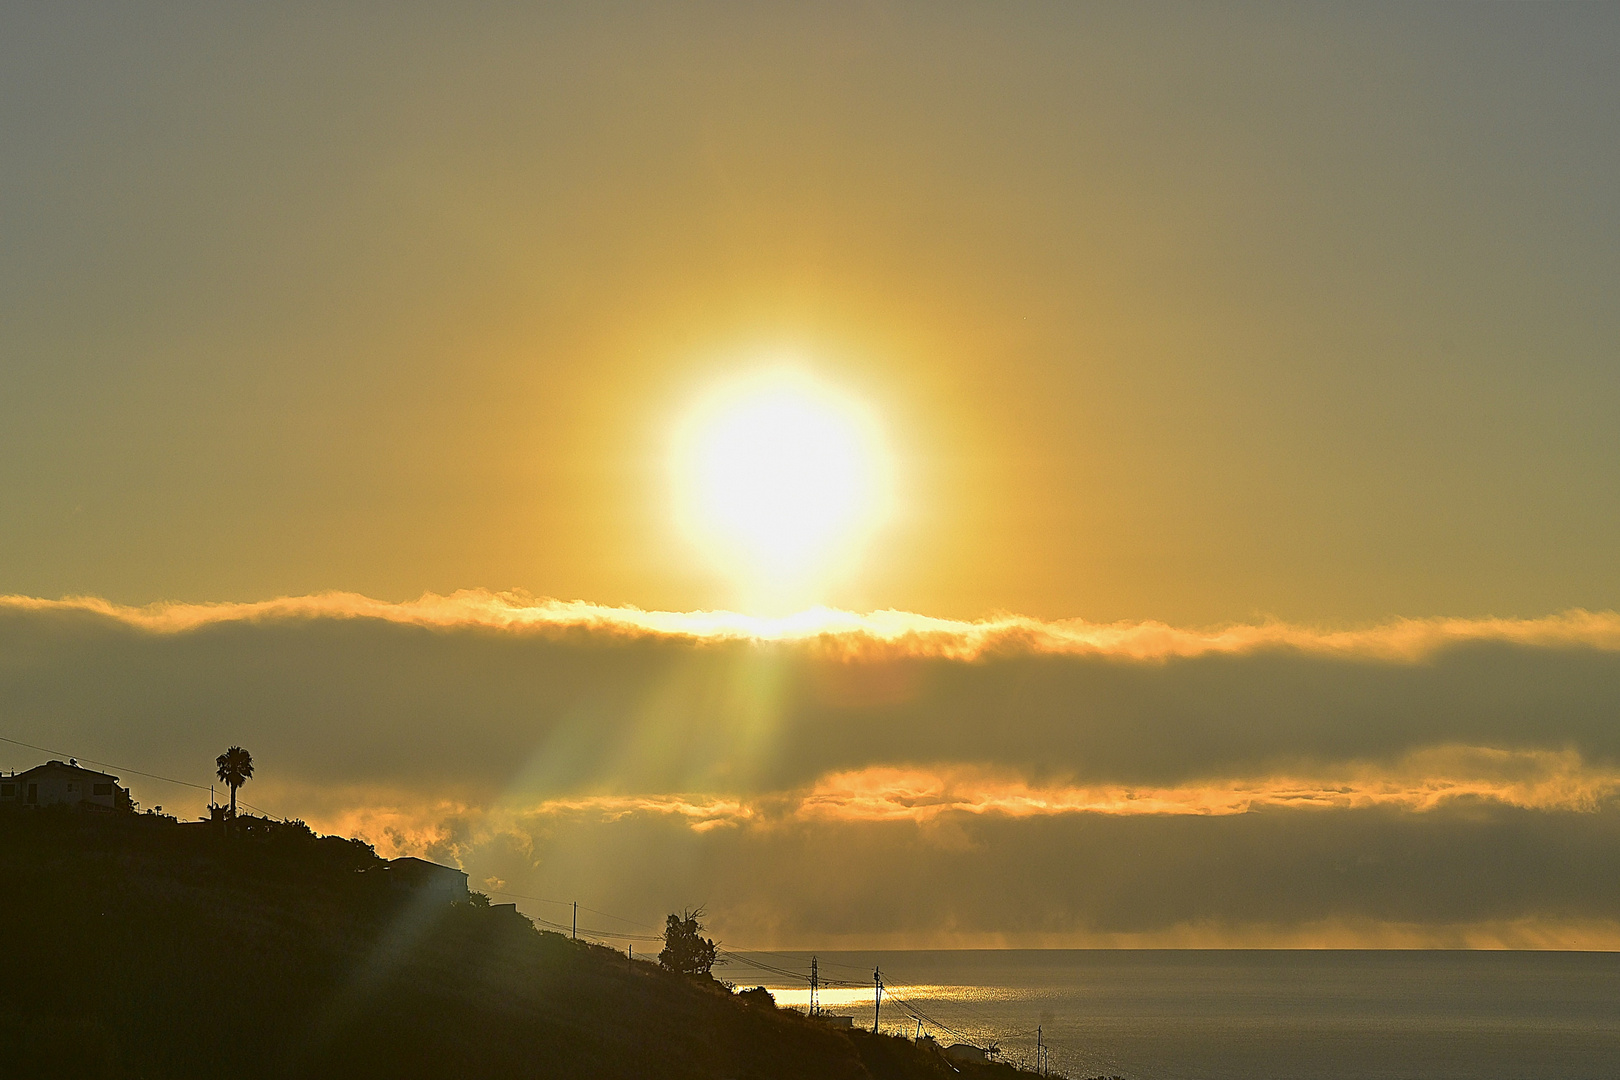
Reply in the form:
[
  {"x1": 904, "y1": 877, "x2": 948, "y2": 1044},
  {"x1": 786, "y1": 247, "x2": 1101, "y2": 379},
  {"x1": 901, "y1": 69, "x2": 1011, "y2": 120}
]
[
  {"x1": 572, "y1": 901, "x2": 577, "y2": 939},
  {"x1": 809, "y1": 956, "x2": 819, "y2": 1016},
  {"x1": 872, "y1": 967, "x2": 883, "y2": 1034},
  {"x1": 1037, "y1": 1025, "x2": 1044, "y2": 1076}
]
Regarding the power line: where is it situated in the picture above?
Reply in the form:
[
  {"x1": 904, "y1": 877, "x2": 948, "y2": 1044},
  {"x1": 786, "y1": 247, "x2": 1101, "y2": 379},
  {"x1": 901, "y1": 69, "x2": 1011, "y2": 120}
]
[
  {"x1": 883, "y1": 991, "x2": 978, "y2": 1041},
  {"x1": 578, "y1": 903, "x2": 660, "y2": 929},
  {"x1": 485, "y1": 890, "x2": 665, "y2": 940},
  {"x1": 718, "y1": 948, "x2": 1055, "y2": 1057},
  {"x1": 0, "y1": 733, "x2": 213, "y2": 793},
  {"x1": 720, "y1": 949, "x2": 831, "y2": 983},
  {"x1": 720, "y1": 951, "x2": 999, "y2": 1045},
  {"x1": 0, "y1": 732, "x2": 283, "y2": 819},
  {"x1": 717, "y1": 948, "x2": 1065, "y2": 1067},
  {"x1": 484, "y1": 887, "x2": 574, "y2": 909}
]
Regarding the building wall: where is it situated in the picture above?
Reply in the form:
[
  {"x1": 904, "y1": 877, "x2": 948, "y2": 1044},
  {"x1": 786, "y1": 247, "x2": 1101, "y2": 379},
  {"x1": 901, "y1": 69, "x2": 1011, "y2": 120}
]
[
  {"x1": 385, "y1": 858, "x2": 471, "y2": 900},
  {"x1": 34, "y1": 773, "x2": 115, "y2": 808},
  {"x1": 0, "y1": 765, "x2": 121, "y2": 810}
]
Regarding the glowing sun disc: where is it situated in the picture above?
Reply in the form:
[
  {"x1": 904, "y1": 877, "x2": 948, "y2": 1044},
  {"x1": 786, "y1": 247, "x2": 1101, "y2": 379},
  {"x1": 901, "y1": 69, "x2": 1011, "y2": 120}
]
[{"x1": 674, "y1": 371, "x2": 890, "y2": 583}]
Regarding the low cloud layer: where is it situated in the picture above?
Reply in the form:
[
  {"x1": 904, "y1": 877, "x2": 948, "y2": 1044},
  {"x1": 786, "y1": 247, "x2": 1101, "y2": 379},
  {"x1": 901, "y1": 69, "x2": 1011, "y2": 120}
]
[
  {"x1": 3, "y1": 591, "x2": 1619, "y2": 946},
  {"x1": 12, "y1": 590, "x2": 1620, "y2": 658}
]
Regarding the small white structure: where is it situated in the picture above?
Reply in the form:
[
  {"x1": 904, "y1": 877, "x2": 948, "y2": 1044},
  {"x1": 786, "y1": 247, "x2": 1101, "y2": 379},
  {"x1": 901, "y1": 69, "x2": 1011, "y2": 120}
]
[{"x1": 0, "y1": 760, "x2": 129, "y2": 812}]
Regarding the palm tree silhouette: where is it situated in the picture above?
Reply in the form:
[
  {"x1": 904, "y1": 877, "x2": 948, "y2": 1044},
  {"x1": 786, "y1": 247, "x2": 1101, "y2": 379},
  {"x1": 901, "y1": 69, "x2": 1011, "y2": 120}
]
[{"x1": 215, "y1": 746, "x2": 254, "y2": 817}]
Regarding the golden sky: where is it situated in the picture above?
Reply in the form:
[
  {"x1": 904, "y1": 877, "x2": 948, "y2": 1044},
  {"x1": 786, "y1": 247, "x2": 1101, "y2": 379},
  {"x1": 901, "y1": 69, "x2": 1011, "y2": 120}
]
[
  {"x1": 3, "y1": 3, "x2": 1617, "y2": 622},
  {"x1": 3, "y1": 4, "x2": 1620, "y2": 948}
]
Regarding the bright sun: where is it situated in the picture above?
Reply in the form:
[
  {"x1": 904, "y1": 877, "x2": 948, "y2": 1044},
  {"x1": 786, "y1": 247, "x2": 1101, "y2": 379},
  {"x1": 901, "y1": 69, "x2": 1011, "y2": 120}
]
[{"x1": 673, "y1": 370, "x2": 891, "y2": 593}]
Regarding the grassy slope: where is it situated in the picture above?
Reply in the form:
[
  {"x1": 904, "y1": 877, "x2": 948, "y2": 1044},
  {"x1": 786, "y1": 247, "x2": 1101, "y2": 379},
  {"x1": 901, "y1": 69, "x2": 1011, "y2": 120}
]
[{"x1": 0, "y1": 810, "x2": 1039, "y2": 1080}]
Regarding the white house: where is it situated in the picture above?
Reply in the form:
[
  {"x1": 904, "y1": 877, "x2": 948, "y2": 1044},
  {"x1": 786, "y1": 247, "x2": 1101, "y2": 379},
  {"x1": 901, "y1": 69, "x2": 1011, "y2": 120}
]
[{"x1": 0, "y1": 760, "x2": 130, "y2": 812}]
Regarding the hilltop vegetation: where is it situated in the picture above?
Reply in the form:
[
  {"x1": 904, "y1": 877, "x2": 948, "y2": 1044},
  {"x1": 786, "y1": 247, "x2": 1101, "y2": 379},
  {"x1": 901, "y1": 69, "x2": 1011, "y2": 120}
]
[{"x1": 0, "y1": 809, "x2": 1042, "y2": 1080}]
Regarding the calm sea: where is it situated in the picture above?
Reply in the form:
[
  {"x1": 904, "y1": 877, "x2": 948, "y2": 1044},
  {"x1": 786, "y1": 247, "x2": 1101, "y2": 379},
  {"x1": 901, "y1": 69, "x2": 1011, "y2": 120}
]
[{"x1": 723, "y1": 950, "x2": 1620, "y2": 1080}]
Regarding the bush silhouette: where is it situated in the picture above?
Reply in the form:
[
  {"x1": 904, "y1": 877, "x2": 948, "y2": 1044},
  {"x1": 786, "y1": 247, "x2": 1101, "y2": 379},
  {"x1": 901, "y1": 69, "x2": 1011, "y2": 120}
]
[{"x1": 659, "y1": 907, "x2": 718, "y2": 978}]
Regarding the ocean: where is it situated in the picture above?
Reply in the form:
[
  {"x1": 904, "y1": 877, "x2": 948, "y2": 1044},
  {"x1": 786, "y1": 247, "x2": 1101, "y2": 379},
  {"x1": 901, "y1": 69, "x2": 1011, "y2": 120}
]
[{"x1": 721, "y1": 950, "x2": 1620, "y2": 1079}]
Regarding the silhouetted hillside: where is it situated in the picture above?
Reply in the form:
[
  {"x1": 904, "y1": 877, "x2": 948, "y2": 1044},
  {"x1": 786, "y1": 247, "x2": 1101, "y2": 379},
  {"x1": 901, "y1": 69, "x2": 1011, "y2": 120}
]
[{"x1": 0, "y1": 809, "x2": 1043, "y2": 1080}]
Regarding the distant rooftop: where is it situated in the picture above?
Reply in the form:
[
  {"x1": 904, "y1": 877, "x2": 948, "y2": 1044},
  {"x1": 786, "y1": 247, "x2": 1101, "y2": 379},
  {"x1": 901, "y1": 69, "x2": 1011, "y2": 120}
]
[{"x1": 8, "y1": 759, "x2": 120, "y2": 783}]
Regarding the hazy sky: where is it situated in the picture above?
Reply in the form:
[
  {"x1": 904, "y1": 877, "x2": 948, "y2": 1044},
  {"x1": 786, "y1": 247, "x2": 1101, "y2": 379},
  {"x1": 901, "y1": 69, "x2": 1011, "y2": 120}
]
[
  {"x1": 3, "y1": 4, "x2": 1620, "y2": 949},
  {"x1": 3, "y1": 2, "x2": 1618, "y2": 622}
]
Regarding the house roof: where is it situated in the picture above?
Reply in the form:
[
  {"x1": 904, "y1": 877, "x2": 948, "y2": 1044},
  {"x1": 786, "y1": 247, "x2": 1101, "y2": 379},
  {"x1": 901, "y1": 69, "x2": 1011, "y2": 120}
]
[
  {"x1": 942, "y1": 1044, "x2": 990, "y2": 1061},
  {"x1": 387, "y1": 856, "x2": 466, "y2": 877},
  {"x1": 9, "y1": 760, "x2": 120, "y2": 784}
]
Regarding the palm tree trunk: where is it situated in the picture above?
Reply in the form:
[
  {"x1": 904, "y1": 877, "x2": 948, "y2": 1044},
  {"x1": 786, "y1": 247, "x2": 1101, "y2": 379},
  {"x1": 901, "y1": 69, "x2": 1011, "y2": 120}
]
[{"x1": 230, "y1": 784, "x2": 237, "y2": 816}]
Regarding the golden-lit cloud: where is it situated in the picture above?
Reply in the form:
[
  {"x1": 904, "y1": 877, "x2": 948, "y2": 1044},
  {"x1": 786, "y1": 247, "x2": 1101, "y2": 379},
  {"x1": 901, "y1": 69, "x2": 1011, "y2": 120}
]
[
  {"x1": 267, "y1": 761, "x2": 1620, "y2": 950},
  {"x1": 283, "y1": 745, "x2": 1620, "y2": 853},
  {"x1": 531, "y1": 794, "x2": 756, "y2": 831},
  {"x1": 795, "y1": 747, "x2": 1620, "y2": 822},
  {"x1": 7, "y1": 592, "x2": 1620, "y2": 947},
  {"x1": 5, "y1": 590, "x2": 1620, "y2": 661}
]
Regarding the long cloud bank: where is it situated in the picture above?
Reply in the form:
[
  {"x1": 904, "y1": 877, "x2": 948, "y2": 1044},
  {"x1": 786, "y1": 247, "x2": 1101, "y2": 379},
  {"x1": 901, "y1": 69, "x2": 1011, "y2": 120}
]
[
  {"x1": 3, "y1": 591, "x2": 1619, "y2": 946},
  {"x1": 9, "y1": 590, "x2": 1620, "y2": 659}
]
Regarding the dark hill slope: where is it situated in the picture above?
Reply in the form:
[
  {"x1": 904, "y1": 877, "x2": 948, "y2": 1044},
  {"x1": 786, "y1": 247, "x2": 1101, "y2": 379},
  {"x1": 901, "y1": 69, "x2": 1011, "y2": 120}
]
[{"x1": 0, "y1": 811, "x2": 1036, "y2": 1080}]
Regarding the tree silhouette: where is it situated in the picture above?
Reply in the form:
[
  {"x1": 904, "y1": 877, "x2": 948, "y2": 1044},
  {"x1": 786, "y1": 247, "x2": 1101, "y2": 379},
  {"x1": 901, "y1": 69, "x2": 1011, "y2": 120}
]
[
  {"x1": 215, "y1": 746, "x2": 254, "y2": 816},
  {"x1": 658, "y1": 907, "x2": 718, "y2": 978}
]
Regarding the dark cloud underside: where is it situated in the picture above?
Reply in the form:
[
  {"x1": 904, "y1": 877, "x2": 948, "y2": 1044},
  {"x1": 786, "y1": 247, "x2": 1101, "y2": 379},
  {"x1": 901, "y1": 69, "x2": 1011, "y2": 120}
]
[{"x1": 2, "y1": 597, "x2": 1618, "y2": 944}]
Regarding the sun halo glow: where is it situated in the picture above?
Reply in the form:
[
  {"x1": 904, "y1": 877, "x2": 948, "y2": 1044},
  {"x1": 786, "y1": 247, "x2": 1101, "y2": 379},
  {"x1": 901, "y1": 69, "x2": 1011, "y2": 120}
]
[{"x1": 673, "y1": 372, "x2": 891, "y2": 599}]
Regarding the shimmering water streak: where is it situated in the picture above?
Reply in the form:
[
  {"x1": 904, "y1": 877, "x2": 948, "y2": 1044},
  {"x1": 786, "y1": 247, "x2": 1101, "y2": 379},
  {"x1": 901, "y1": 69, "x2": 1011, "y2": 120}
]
[{"x1": 726, "y1": 950, "x2": 1620, "y2": 1080}]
